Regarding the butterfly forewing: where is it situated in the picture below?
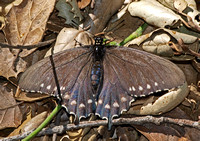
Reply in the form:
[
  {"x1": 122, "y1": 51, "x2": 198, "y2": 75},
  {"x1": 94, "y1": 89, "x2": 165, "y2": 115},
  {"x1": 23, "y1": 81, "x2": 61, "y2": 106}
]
[
  {"x1": 19, "y1": 47, "x2": 96, "y2": 119},
  {"x1": 105, "y1": 47, "x2": 185, "y2": 97}
]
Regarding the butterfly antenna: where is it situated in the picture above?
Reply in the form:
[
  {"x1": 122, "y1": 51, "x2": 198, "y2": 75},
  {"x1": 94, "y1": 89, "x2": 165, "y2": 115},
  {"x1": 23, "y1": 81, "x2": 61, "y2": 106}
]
[
  {"x1": 49, "y1": 55, "x2": 62, "y2": 104},
  {"x1": 71, "y1": 20, "x2": 91, "y2": 31}
]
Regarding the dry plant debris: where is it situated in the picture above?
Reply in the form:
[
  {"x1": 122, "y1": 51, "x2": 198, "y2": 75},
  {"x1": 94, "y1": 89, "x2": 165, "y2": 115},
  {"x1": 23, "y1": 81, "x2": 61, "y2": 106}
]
[{"x1": 0, "y1": 0, "x2": 200, "y2": 140}]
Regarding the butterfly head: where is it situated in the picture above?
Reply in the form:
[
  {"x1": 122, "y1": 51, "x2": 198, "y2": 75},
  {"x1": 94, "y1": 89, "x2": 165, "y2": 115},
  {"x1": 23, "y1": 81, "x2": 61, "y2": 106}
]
[{"x1": 94, "y1": 37, "x2": 103, "y2": 46}]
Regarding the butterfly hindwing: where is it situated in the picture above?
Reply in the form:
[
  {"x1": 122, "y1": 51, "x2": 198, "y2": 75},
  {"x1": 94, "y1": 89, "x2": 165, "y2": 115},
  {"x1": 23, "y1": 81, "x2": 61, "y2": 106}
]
[{"x1": 95, "y1": 46, "x2": 185, "y2": 120}]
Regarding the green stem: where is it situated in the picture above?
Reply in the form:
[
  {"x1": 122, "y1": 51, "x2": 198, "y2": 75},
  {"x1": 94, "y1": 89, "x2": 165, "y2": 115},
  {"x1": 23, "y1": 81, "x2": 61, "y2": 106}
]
[
  {"x1": 119, "y1": 23, "x2": 148, "y2": 46},
  {"x1": 22, "y1": 104, "x2": 62, "y2": 141}
]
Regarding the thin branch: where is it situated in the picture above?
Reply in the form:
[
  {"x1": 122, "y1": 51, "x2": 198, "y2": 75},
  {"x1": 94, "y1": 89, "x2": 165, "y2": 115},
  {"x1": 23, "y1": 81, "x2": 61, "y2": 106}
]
[
  {"x1": 178, "y1": 39, "x2": 200, "y2": 58},
  {"x1": 1, "y1": 116, "x2": 200, "y2": 141},
  {"x1": 0, "y1": 38, "x2": 56, "y2": 50}
]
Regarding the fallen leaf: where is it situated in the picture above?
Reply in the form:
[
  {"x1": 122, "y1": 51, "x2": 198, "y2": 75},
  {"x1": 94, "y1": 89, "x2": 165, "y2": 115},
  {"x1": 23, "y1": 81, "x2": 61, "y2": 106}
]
[
  {"x1": 157, "y1": 0, "x2": 187, "y2": 12},
  {"x1": 0, "y1": 0, "x2": 23, "y2": 29},
  {"x1": 8, "y1": 110, "x2": 32, "y2": 137},
  {"x1": 133, "y1": 108, "x2": 200, "y2": 141},
  {"x1": 45, "y1": 28, "x2": 93, "y2": 57},
  {"x1": 4, "y1": 0, "x2": 56, "y2": 46},
  {"x1": 0, "y1": 84, "x2": 22, "y2": 130},
  {"x1": 78, "y1": 0, "x2": 91, "y2": 9},
  {"x1": 3, "y1": 0, "x2": 56, "y2": 57},
  {"x1": 128, "y1": 1, "x2": 182, "y2": 28},
  {"x1": 0, "y1": 48, "x2": 27, "y2": 79},
  {"x1": 176, "y1": 63, "x2": 198, "y2": 85},
  {"x1": 1, "y1": 0, "x2": 56, "y2": 79},
  {"x1": 21, "y1": 111, "x2": 48, "y2": 132},
  {"x1": 84, "y1": 0, "x2": 124, "y2": 34},
  {"x1": 105, "y1": 9, "x2": 144, "y2": 43},
  {"x1": 126, "y1": 82, "x2": 189, "y2": 115},
  {"x1": 128, "y1": 28, "x2": 199, "y2": 61},
  {"x1": 15, "y1": 91, "x2": 50, "y2": 102},
  {"x1": 56, "y1": 0, "x2": 83, "y2": 26}
]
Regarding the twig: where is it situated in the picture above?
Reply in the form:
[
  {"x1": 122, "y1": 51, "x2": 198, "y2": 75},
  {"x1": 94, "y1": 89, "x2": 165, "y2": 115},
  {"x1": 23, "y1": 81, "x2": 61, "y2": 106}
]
[
  {"x1": 0, "y1": 39, "x2": 56, "y2": 50},
  {"x1": 1, "y1": 116, "x2": 199, "y2": 141},
  {"x1": 178, "y1": 39, "x2": 200, "y2": 58}
]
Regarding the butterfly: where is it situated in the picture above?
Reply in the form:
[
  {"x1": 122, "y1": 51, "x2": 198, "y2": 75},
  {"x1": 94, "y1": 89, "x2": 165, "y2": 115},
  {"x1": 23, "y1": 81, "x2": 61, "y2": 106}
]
[{"x1": 19, "y1": 37, "x2": 186, "y2": 128}]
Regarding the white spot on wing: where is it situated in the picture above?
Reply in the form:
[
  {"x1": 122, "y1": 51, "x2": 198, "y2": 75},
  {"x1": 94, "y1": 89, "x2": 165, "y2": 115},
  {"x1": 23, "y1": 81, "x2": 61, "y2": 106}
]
[
  {"x1": 147, "y1": 84, "x2": 151, "y2": 89},
  {"x1": 129, "y1": 87, "x2": 132, "y2": 91},
  {"x1": 70, "y1": 100, "x2": 77, "y2": 105},
  {"x1": 53, "y1": 87, "x2": 57, "y2": 91},
  {"x1": 30, "y1": 90, "x2": 35, "y2": 92},
  {"x1": 121, "y1": 97, "x2": 127, "y2": 102},
  {"x1": 79, "y1": 103, "x2": 85, "y2": 108},
  {"x1": 132, "y1": 86, "x2": 136, "y2": 91},
  {"x1": 105, "y1": 104, "x2": 110, "y2": 109},
  {"x1": 88, "y1": 99, "x2": 93, "y2": 104},
  {"x1": 98, "y1": 99, "x2": 103, "y2": 104},
  {"x1": 47, "y1": 85, "x2": 51, "y2": 90},
  {"x1": 113, "y1": 102, "x2": 119, "y2": 107},
  {"x1": 155, "y1": 82, "x2": 158, "y2": 86},
  {"x1": 64, "y1": 94, "x2": 70, "y2": 99},
  {"x1": 60, "y1": 86, "x2": 63, "y2": 90},
  {"x1": 40, "y1": 83, "x2": 44, "y2": 88},
  {"x1": 139, "y1": 86, "x2": 143, "y2": 91}
]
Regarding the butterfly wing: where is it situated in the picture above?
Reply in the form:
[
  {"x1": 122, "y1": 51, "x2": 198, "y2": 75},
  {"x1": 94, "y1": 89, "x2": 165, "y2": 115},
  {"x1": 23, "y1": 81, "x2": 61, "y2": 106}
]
[
  {"x1": 19, "y1": 47, "x2": 95, "y2": 120},
  {"x1": 95, "y1": 46, "x2": 185, "y2": 121}
]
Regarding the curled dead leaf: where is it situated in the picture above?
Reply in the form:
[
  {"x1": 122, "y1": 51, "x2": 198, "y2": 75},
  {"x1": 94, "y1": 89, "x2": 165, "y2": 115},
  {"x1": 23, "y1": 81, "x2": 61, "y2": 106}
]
[
  {"x1": 128, "y1": 1, "x2": 182, "y2": 28},
  {"x1": 126, "y1": 82, "x2": 189, "y2": 115},
  {"x1": 45, "y1": 28, "x2": 93, "y2": 57},
  {"x1": 84, "y1": 0, "x2": 124, "y2": 34},
  {"x1": 0, "y1": 84, "x2": 22, "y2": 130},
  {"x1": 21, "y1": 111, "x2": 48, "y2": 132},
  {"x1": 0, "y1": 48, "x2": 27, "y2": 79},
  {"x1": 0, "y1": 0, "x2": 23, "y2": 29}
]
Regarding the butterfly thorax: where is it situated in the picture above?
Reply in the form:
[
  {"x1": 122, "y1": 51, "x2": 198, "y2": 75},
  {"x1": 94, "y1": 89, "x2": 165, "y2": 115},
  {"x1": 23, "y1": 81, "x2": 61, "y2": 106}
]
[
  {"x1": 93, "y1": 37, "x2": 105, "y2": 61},
  {"x1": 90, "y1": 37, "x2": 105, "y2": 90}
]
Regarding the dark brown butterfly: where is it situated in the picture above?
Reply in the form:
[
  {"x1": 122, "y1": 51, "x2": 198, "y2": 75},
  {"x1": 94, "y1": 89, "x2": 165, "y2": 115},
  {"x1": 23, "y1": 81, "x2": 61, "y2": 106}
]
[{"x1": 19, "y1": 37, "x2": 185, "y2": 127}]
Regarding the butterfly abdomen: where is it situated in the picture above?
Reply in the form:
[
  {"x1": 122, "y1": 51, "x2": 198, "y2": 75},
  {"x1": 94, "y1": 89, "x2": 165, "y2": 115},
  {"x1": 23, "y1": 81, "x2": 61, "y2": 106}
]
[{"x1": 91, "y1": 61, "x2": 102, "y2": 88}]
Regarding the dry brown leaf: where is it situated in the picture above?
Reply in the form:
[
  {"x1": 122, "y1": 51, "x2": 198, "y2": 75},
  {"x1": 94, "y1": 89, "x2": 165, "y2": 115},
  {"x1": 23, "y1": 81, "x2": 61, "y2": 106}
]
[
  {"x1": 0, "y1": 0, "x2": 56, "y2": 79},
  {"x1": 0, "y1": 48, "x2": 27, "y2": 79},
  {"x1": 84, "y1": 0, "x2": 124, "y2": 34},
  {"x1": 177, "y1": 64, "x2": 198, "y2": 85},
  {"x1": 128, "y1": 28, "x2": 198, "y2": 61},
  {"x1": 4, "y1": 0, "x2": 56, "y2": 46},
  {"x1": 0, "y1": 0, "x2": 23, "y2": 29},
  {"x1": 45, "y1": 28, "x2": 93, "y2": 57},
  {"x1": 128, "y1": 1, "x2": 182, "y2": 28},
  {"x1": 0, "y1": 84, "x2": 22, "y2": 130},
  {"x1": 133, "y1": 108, "x2": 200, "y2": 141},
  {"x1": 15, "y1": 91, "x2": 50, "y2": 102},
  {"x1": 157, "y1": 0, "x2": 187, "y2": 12},
  {"x1": 78, "y1": 0, "x2": 91, "y2": 9},
  {"x1": 21, "y1": 111, "x2": 47, "y2": 132},
  {"x1": 3, "y1": 0, "x2": 56, "y2": 57},
  {"x1": 8, "y1": 111, "x2": 32, "y2": 137}
]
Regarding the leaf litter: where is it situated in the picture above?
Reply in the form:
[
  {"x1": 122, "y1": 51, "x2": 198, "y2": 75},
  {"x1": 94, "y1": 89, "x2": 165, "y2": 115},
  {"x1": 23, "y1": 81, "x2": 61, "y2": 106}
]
[{"x1": 0, "y1": 0, "x2": 200, "y2": 140}]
